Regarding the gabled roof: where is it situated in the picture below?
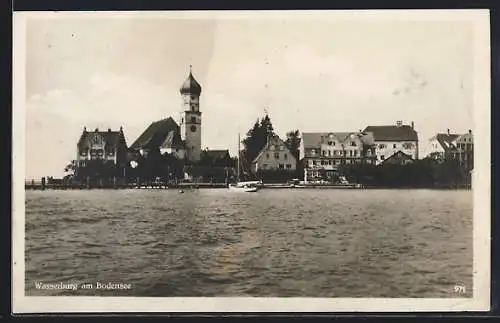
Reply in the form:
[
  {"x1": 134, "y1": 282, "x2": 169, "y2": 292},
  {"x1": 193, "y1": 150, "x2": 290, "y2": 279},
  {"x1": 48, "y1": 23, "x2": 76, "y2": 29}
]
[
  {"x1": 252, "y1": 134, "x2": 294, "y2": 163},
  {"x1": 301, "y1": 131, "x2": 375, "y2": 149},
  {"x1": 363, "y1": 125, "x2": 418, "y2": 141},
  {"x1": 130, "y1": 117, "x2": 185, "y2": 150},
  {"x1": 382, "y1": 150, "x2": 414, "y2": 165},
  {"x1": 77, "y1": 128, "x2": 127, "y2": 149},
  {"x1": 433, "y1": 133, "x2": 460, "y2": 152},
  {"x1": 205, "y1": 150, "x2": 231, "y2": 160}
]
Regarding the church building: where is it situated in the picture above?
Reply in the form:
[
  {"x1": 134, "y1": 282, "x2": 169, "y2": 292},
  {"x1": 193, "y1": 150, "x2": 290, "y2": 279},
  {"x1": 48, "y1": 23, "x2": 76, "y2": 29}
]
[{"x1": 129, "y1": 66, "x2": 203, "y2": 163}]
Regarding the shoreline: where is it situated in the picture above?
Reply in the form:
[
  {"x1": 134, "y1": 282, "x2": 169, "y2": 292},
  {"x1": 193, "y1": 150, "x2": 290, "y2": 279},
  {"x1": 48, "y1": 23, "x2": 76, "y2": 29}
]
[{"x1": 24, "y1": 183, "x2": 472, "y2": 191}]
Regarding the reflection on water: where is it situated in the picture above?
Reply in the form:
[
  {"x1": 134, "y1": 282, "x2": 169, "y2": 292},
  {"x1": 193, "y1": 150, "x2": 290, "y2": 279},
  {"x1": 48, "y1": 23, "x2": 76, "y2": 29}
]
[{"x1": 25, "y1": 189, "x2": 472, "y2": 297}]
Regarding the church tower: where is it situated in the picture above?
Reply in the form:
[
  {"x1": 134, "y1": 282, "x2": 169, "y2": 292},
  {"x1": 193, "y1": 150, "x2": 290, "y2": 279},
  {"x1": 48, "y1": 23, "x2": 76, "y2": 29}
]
[{"x1": 179, "y1": 65, "x2": 202, "y2": 162}]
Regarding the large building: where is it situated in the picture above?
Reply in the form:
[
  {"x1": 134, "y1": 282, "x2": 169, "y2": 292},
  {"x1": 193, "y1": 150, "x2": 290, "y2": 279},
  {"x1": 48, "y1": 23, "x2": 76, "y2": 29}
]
[
  {"x1": 363, "y1": 121, "x2": 418, "y2": 165},
  {"x1": 76, "y1": 126, "x2": 128, "y2": 174},
  {"x1": 129, "y1": 66, "x2": 203, "y2": 163},
  {"x1": 299, "y1": 131, "x2": 376, "y2": 183},
  {"x1": 252, "y1": 134, "x2": 297, "y2": 173},
  {"x1": 424, "y1": 129, "x2": 473, "y2": 170}
]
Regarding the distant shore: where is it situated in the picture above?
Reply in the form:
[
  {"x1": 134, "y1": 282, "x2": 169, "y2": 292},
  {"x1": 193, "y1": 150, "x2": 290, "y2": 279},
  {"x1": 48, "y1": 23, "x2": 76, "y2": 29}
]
[{"x1": 24, "y1": 181, "x2": 471, "y2": 191}]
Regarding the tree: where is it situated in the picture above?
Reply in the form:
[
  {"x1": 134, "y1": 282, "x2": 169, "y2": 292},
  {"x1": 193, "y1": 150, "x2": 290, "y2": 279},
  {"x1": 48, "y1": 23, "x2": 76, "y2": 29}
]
[
  {"x1": 241, "y1": 114, "x2": 276, "y2": 165},
  {"x1": 284, "y1": 130, "x2": 301, "y2": 161}
]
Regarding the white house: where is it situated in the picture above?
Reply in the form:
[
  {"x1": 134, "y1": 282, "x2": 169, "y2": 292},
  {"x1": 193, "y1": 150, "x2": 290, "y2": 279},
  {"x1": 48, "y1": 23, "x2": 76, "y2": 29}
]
[{"x1": 363, "y1": 121, "x2": 419, "y2": 165}]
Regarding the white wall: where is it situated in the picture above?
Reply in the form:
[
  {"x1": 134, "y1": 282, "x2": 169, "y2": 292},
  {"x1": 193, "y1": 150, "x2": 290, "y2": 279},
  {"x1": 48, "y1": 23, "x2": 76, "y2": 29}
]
[{"x1": 374, "y1": 141, "x2": 418, "y2": 164}]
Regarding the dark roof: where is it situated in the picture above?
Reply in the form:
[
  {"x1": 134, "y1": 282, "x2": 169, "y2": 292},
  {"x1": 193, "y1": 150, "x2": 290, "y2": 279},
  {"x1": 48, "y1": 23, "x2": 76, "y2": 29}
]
[
  {"x1": 180, "y1": 71, "x2": 202, "y2": 95},
  {"x1": 363, "y1": 125, "x2": 418, "y2": 141},
  {"x1": 434, "y1": 133, "x2": 460, "y2": 152},
  {"x1": 382, "y1": 151, "x2": 415, "y2": 165},
  {"x1": 77, "y1": 128, "x2": 127, "y2": 149},
  {"x1": 205, "y1": 150, "x2": 230, "y2": 160},
  {"x1": 130, "y1": 117, "x2": 184, "y2": 150}
]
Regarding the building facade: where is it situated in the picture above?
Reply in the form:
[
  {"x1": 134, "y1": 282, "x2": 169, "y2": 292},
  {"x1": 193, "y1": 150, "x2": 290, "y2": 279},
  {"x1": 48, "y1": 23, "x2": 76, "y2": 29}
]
[
  {"x1": 252, "y1": 135, "x2": 297, "y2": 173},
  {"x1": 423, "y1": 130, "x2": 460, "y2": 161},
  {"x1": 454, "y1": 130, "x2": 473, "y2": 170},
  {"x1": 76, "y1": 127, "x2": 128, "y2": 175},
  {"x1": 425, "y1": 129, "x2": 473, "y2": 170},
  {"x1": 299, "y1": 131, "x2": 376, "y2": 183},
  {"x1": 363, "y1": 121, "x2": 418, "y2": 165}
]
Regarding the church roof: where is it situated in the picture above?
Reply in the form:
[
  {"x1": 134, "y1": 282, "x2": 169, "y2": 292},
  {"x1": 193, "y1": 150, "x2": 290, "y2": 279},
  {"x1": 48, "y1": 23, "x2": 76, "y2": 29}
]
[
  {"x1": 130, "y1": 117, "x2": 185, "y2": 151},
  {"x1": 180, "y1": 68, "x2": 202, "y2": 95},
  {"x1": 363, "y1": 125, "x2": 418, "y2": 142},
  {"x1": 77, "y1": 127, "x2": 126, "y2": 149}
]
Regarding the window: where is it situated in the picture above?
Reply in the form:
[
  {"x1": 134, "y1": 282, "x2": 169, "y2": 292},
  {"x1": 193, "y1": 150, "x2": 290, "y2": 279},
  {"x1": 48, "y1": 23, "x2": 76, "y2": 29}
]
[
  {"x1": 353, "y1": 150, "x2": 358, "y2": 157},
  {"x1": 351, "y1": 141, "x2": 356, "y2": 147},
  {"x1": 279, "y1": 146, "x2": 284, "y2": 151},
  {"x1": 279, "y1": 164, "x2": 284, "y2": 169},
  {"x1": 322, "y1": 150, "x2": 326, "y2": 156},
  {"x1": 393, "y1": 144, "x2": 397, "y2": 149},
  {"x1": 381, "y1": 155, "x2": 385, "y2": 160},
  {"x1": 286, "y1": 164, "x2": 292, "y2": 169},
  {"x1": 270, "y1": 145, "x2": 275, "y2": 150},
  {"x1": 311, "y1": 149, "x2": 316, "y2": 155},
  {"x1": 379, "y1": 144, "x2": 386, "y2": 149},
  {"x1": 191, "y1": 105, "x2": 196, "y2": 111},
  {"x1": 191, "y1": 95, "x2": 196, "y2": 100},
  {"x1": 313, "y1": 160, "x2": 318, "y2": 166},
  {"x1": 274, "y1": 153, "x2": 280, "y2": 159},
  {"x1": 328, "y1": 150, "x2": 332, "y2": 156},
  {"x1": 328, "y1": 160, "x2": 332, "y2": 165},
  {"x1": 190, "y1": 125, "x2": 196, "y2": 132},
  {"x1": 349, "y1": 150, "x2": 353, "y2": 157},
  {"x1": 190, "y1": 116, "x2": 196, "y2": 123},
  {"x1": 266, "y1": 153, "x2": 269, "y2": 159},
  {"x1": 284, "y1": 154, "x2": 288, "y2": 159},
  {"x1": 403, "y1": 143, "x2": 414, "y2": 150}
]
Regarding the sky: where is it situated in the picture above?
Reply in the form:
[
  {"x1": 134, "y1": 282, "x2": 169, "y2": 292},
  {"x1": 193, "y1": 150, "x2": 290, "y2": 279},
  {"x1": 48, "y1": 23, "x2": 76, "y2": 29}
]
[{"x1": 20, "y1": 11, "x2": 477, "y2": 178}]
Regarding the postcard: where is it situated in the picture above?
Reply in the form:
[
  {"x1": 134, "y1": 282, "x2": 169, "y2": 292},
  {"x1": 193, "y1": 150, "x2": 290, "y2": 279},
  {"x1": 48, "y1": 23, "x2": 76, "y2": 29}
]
[{"x1": 13, "y1": 9, "x2": 490, "y2": 313}]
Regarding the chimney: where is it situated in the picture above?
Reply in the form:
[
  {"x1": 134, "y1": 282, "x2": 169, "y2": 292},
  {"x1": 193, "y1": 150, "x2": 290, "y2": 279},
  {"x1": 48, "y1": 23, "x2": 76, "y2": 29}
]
[
  {"x1": 396, "y1": 120, "x2": 402, "y2": 127},
  {"x1": 83, "y1": 126, "x2": 87, "y2": 132},
  {"x1": 468, "y1": 129, "x2": 472, "y2": 134},
  {"x1": 447, "y1": 129, "x2": 450, "y2": 135},
  {"x1": 411, "y1": 121, "x2": 414, "y2": 129},
  {"x1": 108, "y1": 128, "x2": 111, "y2": 132},
  {"x1": 119, "y1": 126, "x2": 123, "y2": 132},
  {"x1": 95, "y1": 128, "x2": 99, "y2": 132}
]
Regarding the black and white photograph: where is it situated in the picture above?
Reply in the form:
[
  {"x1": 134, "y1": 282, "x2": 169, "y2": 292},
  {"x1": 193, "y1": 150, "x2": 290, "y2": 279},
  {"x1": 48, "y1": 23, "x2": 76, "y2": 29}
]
[{"x1": 13, "y1": 10, "x2": 490, "y2": 313}]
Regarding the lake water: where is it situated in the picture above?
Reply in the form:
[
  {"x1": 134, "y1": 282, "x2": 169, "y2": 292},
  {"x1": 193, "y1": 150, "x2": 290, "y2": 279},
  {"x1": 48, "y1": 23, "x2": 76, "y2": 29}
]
[{"x1": 24, "y1": 189, "x2": 472, "y2": 297}]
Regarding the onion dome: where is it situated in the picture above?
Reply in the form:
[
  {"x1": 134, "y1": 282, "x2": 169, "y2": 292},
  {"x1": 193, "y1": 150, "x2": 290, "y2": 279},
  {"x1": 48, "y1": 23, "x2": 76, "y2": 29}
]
[{"x1": 180, "y1": 65, "x2": 202, "y2": 95}]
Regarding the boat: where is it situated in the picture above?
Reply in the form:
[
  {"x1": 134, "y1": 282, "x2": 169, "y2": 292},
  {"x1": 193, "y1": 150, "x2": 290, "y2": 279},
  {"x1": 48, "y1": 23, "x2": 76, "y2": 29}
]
[
  {"x1": 229, "y1": 133, "x2": 260, "y2": 192},
  {"x1": 229, "y1": 181, "x2": 260, "y2": 192}
]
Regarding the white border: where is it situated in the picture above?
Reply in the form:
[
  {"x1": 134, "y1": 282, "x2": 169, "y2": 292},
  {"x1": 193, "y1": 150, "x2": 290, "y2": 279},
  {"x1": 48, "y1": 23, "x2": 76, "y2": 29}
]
[{"x1": 12, "y1": 9, "x2": 491, "y2": 313}]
